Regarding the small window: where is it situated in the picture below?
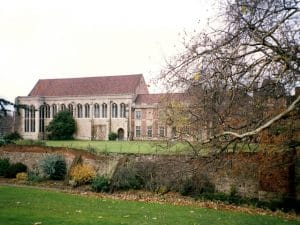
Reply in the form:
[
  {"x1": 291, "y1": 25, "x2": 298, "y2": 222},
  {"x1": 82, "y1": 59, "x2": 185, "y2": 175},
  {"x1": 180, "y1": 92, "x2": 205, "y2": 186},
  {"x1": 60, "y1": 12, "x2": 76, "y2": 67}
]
[
  {"x1": 52, "y1": 104, "x2": 57, "y2": 117},
  {"x1": 30, "y1": 105, "x2": 35, "y2": 132},
  {"x1": 102, "y1": 103, "x2": 107, "y2": 118},
  {"x1": 94, "y1": 103, "x2": 100, "y2": 118},
  {"x1": 77, "y1": 104, "x2": 83, "y2": 118},
  {"x1": 171, "y1": 127, "x2": 176, "y2": 138},
  {"x1": 120, "y1": 103, "x2": 126, "y2": 118},
  {"x1": 135, "y1": 126, "x2": 141, "y2": 137},
  {"x1": 61, "y1": 104, "x2": 66, "y2": 111},
  {"x1": 24, "y1": 107, "x2": 30, "y2": 132},
  {"x1": 68, "y1": 104, "x2": 74, "y2": 116},
  {"x1": 85, "y1": 104, "x2": 90, "y2": 118},
  {"x1": 112, "y1": 103, "x2": 118, "y2": 118},
  {"x1": 159, "y1": 126, "x2": 165, "y2": 137},
  {"x1": 39, "y1": 105, "x2": 45, "y2": 132},
  {"x1": 45, "y1": 104, "x2": 50, "y2": 118},
  {"x1": 135, "y1": 111, "x2": 141, "y2": 120},
  {"x1": 147, "y1": 126, "x2": 152, "y2": 138}
]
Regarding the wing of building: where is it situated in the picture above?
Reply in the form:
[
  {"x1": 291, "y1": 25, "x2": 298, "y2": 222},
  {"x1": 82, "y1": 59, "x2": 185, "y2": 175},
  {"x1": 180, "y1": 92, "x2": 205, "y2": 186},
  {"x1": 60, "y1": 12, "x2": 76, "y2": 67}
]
[{"x1": 15, "y1": 74, "x2": 184, "y2": 140}]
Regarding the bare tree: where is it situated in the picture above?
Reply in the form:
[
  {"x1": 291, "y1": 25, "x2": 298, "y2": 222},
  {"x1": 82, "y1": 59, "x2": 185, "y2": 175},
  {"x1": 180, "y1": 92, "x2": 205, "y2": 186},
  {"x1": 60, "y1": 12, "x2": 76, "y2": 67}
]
[
  {"x1": 0, "y1": 98, "x2": 14, "y2": 117},
  {"x1": 159, "y1": 0, "x2": 300, "y2": 154}
]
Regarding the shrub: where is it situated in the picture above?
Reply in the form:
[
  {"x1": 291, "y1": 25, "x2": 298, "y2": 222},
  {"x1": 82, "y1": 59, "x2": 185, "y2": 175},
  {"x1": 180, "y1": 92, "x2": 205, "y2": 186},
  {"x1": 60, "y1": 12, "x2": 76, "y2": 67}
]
[
  {"x1": 179, "y1": 174, "x2": 215, "y2": 196},
  {"x1": 69, "y1": 164, "x2": 96, "y2": 186},
  {"x1": 108, "y1": 132, "x2": 118, "y2": 141},
  {"x1": 46, "y1": 111, "x2": 76, "y2": 140},
  {"x1": 87, "y1": 144, "x2": 96, "y2": 154},
  {"x1": 0, "y1": 158, "x2": 10, "y2": 176},
  {"x1": 40, "y1": 155, "x2": 67, "y2": 180},
  {"x1": 0, "y1": 139, "x2": 6, "y2": 147},
  {"x1": 132, "y1": 161, "x2": 157, "y2": 192},
  {"x1": 27, "y1": 171, "x2": 44, "y2": 183},
  {"x1": 91, "y1": 176, "x2": 110, "y2": 193},
  {"x1": 5, "y1": 162, "x2": 27, "y2": 178},
  {"x1": 3, "y1": 132, "x2": 22, "y2": 144},
  {"x1": 196, "y1": 192, "x2": 299, "y2": 212},
  {"x1": 16, "y1": 172, "x2": 28, "y2": 181},
  {"x1": 111, "y1": 163, "x2": 142, "y2": 190}
]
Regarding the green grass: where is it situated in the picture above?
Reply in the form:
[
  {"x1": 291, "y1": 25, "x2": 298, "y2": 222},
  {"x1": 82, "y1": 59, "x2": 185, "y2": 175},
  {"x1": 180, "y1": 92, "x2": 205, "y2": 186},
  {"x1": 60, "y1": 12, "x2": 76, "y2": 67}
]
[
  {"x1": 0, "y1": 186, "x2": 298, "y2": 225},
  {"x1": 15, "y1": 139, "x2": 278, "y2": 155},
  {"x1": 17, "y1": 140, "x2": 190, "y2": 154}
]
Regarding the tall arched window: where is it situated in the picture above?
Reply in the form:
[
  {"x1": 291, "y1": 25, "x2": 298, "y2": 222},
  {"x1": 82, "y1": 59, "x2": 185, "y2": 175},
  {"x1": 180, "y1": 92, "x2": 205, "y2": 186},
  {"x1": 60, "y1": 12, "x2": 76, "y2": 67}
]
[
  {"x1": 77, "y1": 104, "x2": 83, "y2": 118},
  {"x1": 102, "y1": 103, "x2": 107, "y2": 118},
  {"x1": 61, "y1": 104, "x2": 66, "y2": 111},
  {"x1": 24, "y1": 106, "x2": 30, "y2": 132},
  {"x1": 30, "y1": 105, "x2": 35, "y2": 132},
  {"x1": 45, "y1": 104, "x2": 50, "y2": 118},
  {"x1": 52, "y1": 104, "x2": 57, "y2": 117},
  {"x1": 68, "y1": 104, "x2": 74, "y2": 116},
  {"x1": 94, "y1": 103, "x2": 100, "y2": 118},
  {"x1": 112, "y1": 103, "x2": 118, "y2": 118},
  {"x1": 24, "y1": 105, "x2": 35, "y2": 132},
  {"x1": 84, "y1": 104, "x2": 90, "y2": 118},
  {"x1": 39, "y1": 105, "x2": 45, "y2": 132},
  {"x1": 120, "y1": 103, "x2": 126, "y2": 118}
]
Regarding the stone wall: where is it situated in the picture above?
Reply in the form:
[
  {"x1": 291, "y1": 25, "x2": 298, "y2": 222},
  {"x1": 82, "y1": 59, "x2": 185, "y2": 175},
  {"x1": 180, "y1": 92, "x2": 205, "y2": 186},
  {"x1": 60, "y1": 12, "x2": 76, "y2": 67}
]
[
  {"x1": 0, "y1": 115, "x2": 13, "y2": 138},
  {"x1": 0, "y1": 145, "x2": 297, "y2": 201}
]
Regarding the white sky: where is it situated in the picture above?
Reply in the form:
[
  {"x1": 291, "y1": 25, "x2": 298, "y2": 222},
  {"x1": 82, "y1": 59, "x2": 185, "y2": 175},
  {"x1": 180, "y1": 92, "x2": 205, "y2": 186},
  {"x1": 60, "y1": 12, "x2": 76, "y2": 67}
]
[{"x1": 0, "y1": 0, "x2": 217, "y2": 102}]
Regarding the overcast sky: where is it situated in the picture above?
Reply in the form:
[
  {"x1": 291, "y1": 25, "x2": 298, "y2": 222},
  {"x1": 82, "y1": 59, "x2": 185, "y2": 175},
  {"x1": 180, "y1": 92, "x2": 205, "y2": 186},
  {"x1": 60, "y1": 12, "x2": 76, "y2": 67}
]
[{"x1": 0, "y1": 0, "x2": 217, "y2": 102}]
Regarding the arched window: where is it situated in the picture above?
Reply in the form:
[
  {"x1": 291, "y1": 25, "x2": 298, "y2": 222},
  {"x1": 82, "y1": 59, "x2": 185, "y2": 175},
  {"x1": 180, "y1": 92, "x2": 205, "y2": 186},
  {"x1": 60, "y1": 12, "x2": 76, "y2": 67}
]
[
  {"x1": 24, "y1": 106, "x2": 30, "y2": 132},
  {"x1": 77, "y1": 104, "x2": 83, "y2": 118},
  {"x1": 102, "y1": 103, "x2": 107, "y2": 118},
  {"x1": 39, "y1": 105, "x2": 45, "y2": 132},
  {"x1": 52, "y1": 104, "x2": 57, "y2": 117},
  {"x1": 68, "y1": 104, "x2": 74, "y2": 116},
  {"x1": 30, "y1": 105, "x2": 35, "y2": 132},
  {"x1": 45, "y1": 104, "x2": 50, "y2": 118},
  {"x1": 112, "y1": 103, "x2": 118, "y2": 118},
  {"x1": 120, "y1": 103, "x2": 126, "y2": 118},
  {"x1": 84, "y1": 104, "x2": 90, "y2": 118},
  {"x1": 94, "y1": 103, "x2": 100, "y2": 118},
  {"x1": 25, "y1": 105, "x2": 35, "y2": 132},
  {"x1": 61, "y1": 104, "x2": 66, "y2": 111}
]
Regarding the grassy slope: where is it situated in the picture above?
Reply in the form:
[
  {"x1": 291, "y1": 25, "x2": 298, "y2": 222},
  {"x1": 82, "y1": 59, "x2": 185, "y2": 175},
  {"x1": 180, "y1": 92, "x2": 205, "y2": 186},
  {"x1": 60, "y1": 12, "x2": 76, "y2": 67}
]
[
  {"x1": 0, "y1": 186, "x2": 299, "y2": 225},
  {"x1": 45, "y1": 140, "x2": 189, "y2": 154},
  {"x1": 17, "y1": 140, "x2": 263, "y2": 155}
]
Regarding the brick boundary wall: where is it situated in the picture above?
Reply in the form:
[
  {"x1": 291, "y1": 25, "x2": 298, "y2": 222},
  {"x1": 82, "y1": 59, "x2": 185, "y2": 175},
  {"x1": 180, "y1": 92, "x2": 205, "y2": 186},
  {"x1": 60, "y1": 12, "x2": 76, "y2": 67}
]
[{"x1": 0, "y1": 145, "x2": 298, "y2": 201}]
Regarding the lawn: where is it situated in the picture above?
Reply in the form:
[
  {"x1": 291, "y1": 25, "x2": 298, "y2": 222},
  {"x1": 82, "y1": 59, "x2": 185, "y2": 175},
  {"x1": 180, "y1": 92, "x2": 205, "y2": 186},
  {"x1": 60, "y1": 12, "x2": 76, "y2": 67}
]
[
  {"x1": 17, "y1": 140, "x2": 190, "y2": 154},
  {"x1": 0, "y1": 186, "x2": 299, "y2": 225}
]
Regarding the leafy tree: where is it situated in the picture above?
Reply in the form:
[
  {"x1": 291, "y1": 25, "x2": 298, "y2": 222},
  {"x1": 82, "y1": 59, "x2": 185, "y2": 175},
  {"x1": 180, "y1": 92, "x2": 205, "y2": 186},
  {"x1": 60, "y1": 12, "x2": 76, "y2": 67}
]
[
  {"x1": 159, "y1": 0, "x2": 300, "y2": 154},
  {"x1": 3, "y1": 132, "x2": 22, "y2": 144},
  {"x1": 46, "y1": 111, "x2": 76, "y2": 140}
]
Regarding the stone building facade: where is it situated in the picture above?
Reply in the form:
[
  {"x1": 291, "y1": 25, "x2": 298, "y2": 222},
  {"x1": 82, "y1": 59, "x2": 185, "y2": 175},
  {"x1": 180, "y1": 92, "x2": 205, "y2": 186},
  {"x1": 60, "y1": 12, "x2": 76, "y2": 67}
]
[{"x1": 15, "y1": 74, "x2": 180, "y2": 140}]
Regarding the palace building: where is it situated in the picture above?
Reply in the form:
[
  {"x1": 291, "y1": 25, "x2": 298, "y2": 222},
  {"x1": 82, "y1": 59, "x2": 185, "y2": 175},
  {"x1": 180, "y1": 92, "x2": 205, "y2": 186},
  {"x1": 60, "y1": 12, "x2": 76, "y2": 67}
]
[{"x1": 15, "y1": 74, "x2": 182, "y2": 140}]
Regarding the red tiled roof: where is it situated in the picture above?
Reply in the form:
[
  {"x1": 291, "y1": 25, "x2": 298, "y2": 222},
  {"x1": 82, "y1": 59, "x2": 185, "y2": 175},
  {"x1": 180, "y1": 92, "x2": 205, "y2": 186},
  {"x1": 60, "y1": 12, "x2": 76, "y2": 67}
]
[
  {"x1": 28, "y1": 74, "x2": 146, "y2": 97},
  {"x1": 135, "y1": 93, "x2": 186, "y2": 105}
]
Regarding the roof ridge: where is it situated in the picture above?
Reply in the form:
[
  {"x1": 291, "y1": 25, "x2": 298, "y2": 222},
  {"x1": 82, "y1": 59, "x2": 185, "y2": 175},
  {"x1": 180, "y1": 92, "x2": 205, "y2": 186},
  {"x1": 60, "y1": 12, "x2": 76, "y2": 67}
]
[
  {"x1": 28, "y1": 74, "x2": 147, "y2": 97},
  {"x1": 37, "y1": 74, "x2": 143, "y2": 81}
]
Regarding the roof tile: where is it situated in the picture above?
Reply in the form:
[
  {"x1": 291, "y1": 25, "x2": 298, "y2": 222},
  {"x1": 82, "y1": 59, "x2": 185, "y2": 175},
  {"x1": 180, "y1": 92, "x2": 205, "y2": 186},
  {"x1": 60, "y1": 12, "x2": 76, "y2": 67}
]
[
  {"x1": 29, "y1": 74, "x2": 146, "y2": 97},
  {"x1": 135, "y1": 93, "x2": 186, "y2": 105}
]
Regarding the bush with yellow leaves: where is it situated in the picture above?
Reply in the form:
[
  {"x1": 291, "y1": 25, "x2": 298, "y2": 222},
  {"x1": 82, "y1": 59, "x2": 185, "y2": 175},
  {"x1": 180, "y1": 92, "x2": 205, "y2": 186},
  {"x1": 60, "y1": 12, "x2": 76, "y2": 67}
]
[
  {"x1": 16, "y1": 172, "x2": 28, "y2": 181},
  {"x1": 69, "y1": 164, "x2": 96, "y2": 186}
]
